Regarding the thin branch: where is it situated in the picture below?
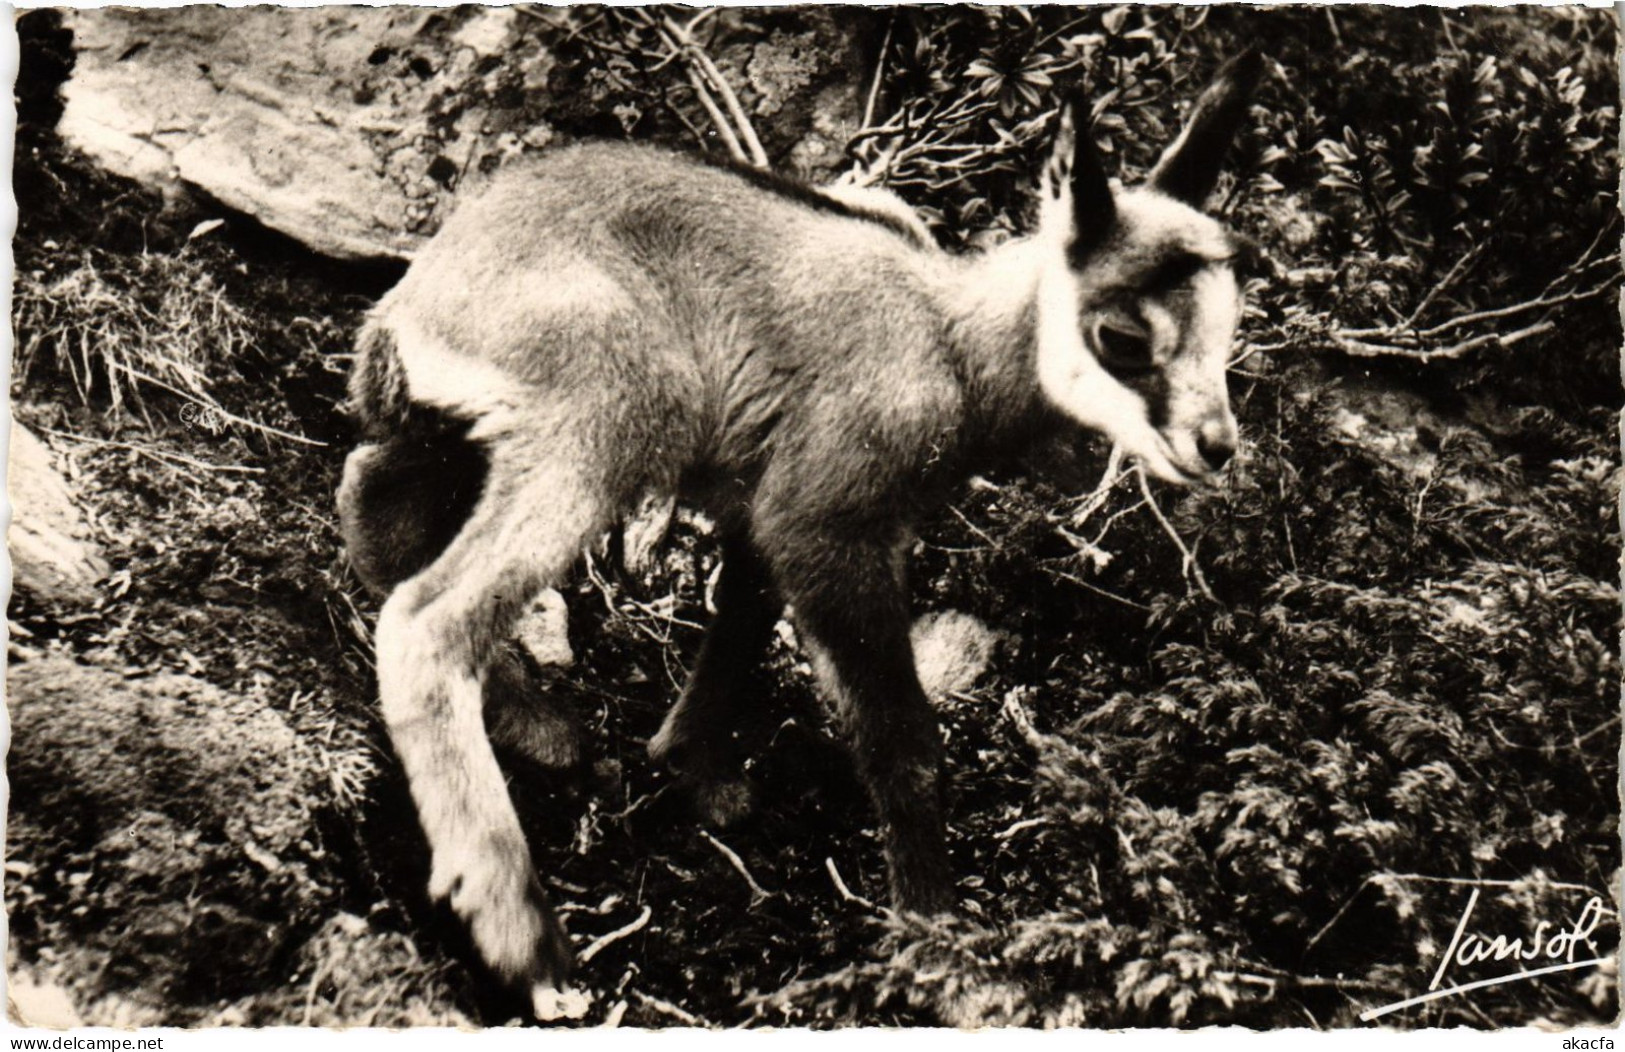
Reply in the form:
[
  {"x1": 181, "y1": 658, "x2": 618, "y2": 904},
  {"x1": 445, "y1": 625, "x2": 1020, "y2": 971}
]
[
  {"x1": 948, "y1": 504, "x2": 999, "y2": 548},
  {"x1": 861, "y1": 14, "x2": 896, "y2": 131},
  {"x1": 632, "y1": 990, "x2": 707, "y2": 1027},
  {"x1": 1001, "y1": 688, "x2": 1049, "y2": 750},
  {"x1": 660, "y1": 15, "x2": 767, "y2": 168},
  {"x1": 825, "y1": 857, "x2": 876, "y2": 909},
  {"x1": 681, "y1": 7, "x2": 719, "y2": 36},
  {"x1": 1227, "y1": 333, "x2": 1286, "y2": 369},
  {"x1": 660, "y1": 84, "x2": 710, "y2": 145},
  {"x1": 700, "y1": 830, "x2": 773, "y2": 903},
  {"x1": 1401, "y1": 242, "x2": 1484, "y2": 329},
  {"x1": 1307, "y1": 871, "x2": 1614, "y2": 955},
  {"x1": 1332, "y1": 318, "x2": 1557, "y2": 362},
  {"x1": 107, "y1": 361, "x2": 326, "y2": 446},
  {"x1": 1576, "y1": 715, "x2": 1620, "y2": 748},
  {"x1": 1226, "y1": 964, "x2": 1389, "y2": 994},
  {"x1": 578, "y1": 905, "x2": 653, "y2": 964},
  {"x1": 1087, "y1": 498, "x2": 1149, "y2": 552},
  {"x1": 1378, "y1": 872, "x2": 1613, "y2": 897},
  {"x1": 995, "y1": 816, "x2": 1050, "y2": 841},
  {"x1": 1067, "y1": 446, "x2": 1127, "y2": 529},
  {"x1": 1304, "y1": 878, "x2": 1375, "y2": 955},
  {"x1": 1040, "y1": 565, "x2": 1152, "y2": 613},
  {"x1": 301, "y1": 957, "x2": 333, "y2": 1026},
  {"x1": 684, "y1": 66, "x2": 746, "y2": 162},
  {"x1": 1136, "y1": 467, "x2": 1216, "y2": 601},
  {"x1": 35, "y1": 425, "x2": 265, "y2": 475},
  {"x1": 1417, "y1": 273, "x2": 1614, "y2": 338}
]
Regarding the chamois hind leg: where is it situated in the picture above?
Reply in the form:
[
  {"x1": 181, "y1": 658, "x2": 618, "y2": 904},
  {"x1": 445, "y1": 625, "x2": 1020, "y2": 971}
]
[
  {"x1": 374, "y1": 449, "x2": 611, "y2": 1017},
  {"x1": 340, "y1": 438, "x2": 581, "y2": 769},
  {"x1": 751, "y1": 506, "x2": 954, "y2": 915},
  {"x1": 647, "y1": 535, "x2": 782, "y2": 825}
]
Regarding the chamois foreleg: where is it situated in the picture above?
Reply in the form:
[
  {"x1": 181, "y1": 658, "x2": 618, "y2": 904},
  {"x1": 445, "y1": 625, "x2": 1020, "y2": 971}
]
[{"x1": 754, "y1": 510, "x2": 954, "y2": 915}]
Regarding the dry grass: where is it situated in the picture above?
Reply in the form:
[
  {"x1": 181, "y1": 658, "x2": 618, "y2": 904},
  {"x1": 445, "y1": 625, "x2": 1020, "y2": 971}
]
[{"x1": 14, "y1": 246, "x2": 253, "y2": 418}]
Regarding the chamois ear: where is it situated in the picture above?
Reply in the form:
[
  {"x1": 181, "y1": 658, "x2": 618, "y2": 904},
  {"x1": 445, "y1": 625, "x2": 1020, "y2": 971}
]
[
  {"x1": 1043, "y1": 98, "x2": 1116, "y2": 259},
  {"x1": 1148, "y1": 50, "x2": 1263, "y2": 207}
]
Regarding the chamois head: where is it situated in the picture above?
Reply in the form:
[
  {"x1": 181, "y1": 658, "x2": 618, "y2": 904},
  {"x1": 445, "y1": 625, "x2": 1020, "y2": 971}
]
[{"x1": 1034, "y1": 51, "x2": 1263, "y2": 485}]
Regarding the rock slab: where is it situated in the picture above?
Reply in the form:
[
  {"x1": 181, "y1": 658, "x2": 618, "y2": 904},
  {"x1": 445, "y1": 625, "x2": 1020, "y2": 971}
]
[
  {"x1": 58, "y1": 6, "x2": 499, "y2": 259},
  {"x1": 8, "y1": 424, "x2": 110, "y2": 612},
  {"x1": 6, "y1": 651, "x2": 332, "y2": 1023}
]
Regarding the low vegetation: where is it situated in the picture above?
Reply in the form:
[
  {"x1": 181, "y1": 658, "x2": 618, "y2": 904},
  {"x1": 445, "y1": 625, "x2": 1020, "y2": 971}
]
[{"x1": 10, "y1": 5, "x2": 1617, "y2": 1028}]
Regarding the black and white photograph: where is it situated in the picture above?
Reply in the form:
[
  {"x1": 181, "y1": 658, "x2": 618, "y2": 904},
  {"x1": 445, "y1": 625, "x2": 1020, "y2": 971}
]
[{"x1": 6, "y1": 2, "x2": 1620, "y2": 1033}]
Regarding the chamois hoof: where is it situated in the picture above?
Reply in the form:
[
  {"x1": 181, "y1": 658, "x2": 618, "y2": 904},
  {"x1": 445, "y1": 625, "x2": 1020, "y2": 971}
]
[
  {"x1": 489, "y1": 699, "x2": 582, "y2": 770},
  {"x1": 430, "y1": 836, "x2": 574, "y2": 1003},
  {"x1": 692, "y1": 777, "x2": 754, "y2": 828},
  {"x1": 486, "y1": 648, "x2": 582, "y2": 770},
  {"x1": 532, "y1": 984, "x2": 592, "y2": 1023},
  {"x1": 647, "y1": 724, "x2": 754, "y2": 825}
]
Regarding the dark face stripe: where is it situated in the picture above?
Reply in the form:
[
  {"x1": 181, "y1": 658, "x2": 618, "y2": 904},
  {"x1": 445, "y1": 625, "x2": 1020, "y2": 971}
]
[
  {"x1": 1088, "y1": 260, "x2": 1214, "y2": 432},
  {"x1": 1111, "y1": 369, "x2": 1170, "y2": 429},
  {"x1": 702, "y1": 155, "x2": 928, "y2": 245}
]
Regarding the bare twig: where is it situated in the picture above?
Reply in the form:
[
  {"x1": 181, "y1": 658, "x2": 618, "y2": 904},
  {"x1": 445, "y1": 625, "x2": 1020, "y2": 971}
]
[
  {"x1": 1304, "y1": 879, "x2": 1376, "y2": 955},
  {"x1": 1040, "y1": 565, "x2": 1153, "y2": 613},
  {"x1": 301, "y1": 957, "x2": 334, "y2": 1026},
  {"x1": 1136, "y1": 467, "x2": 1216, "y2": 601},
  {"x1": 1576, "y1": 715, "x2": 1620, "y2": 748},
  {"x1": 633, "y1": 990, "x2": 706, "y2": 1026},
  {"x1": 660, "y1": 85, "x2": 711, "y2": 145},
  {"x1": 1379, "y1": 873, "x2": 1613, "y2": 896},
  {"x1": 1332, "y1": 318, "x2": 1557, "y2": 362},
  {"x1": 1307, "y1": 871, "x2": 1614, "y2": 955},
  {"x1": 1067, "y1": 446, "x2": 1128, "y2": 529},
  {"x1": 1401, "y1": 242, "x2": 1484, "y2": 329},
  {"x1": 578, "y1": 905, "x2": 653, "y2": 964},
  {"x1": 1225, "y1": 964, "x2": 1389, "y2": 995},
  {"x1": 1086, "y1": 498, "x2": 1149, "y2": 552},
  {"x1": 1325, "y1": 242, "x2": 1616, "y2": 365},
  {"x1": 1417, "y1": 275, "x2": 1613, "y2": 338},
  {"x1": 681, "y1": 8, "x2": 720, "y2": 37},
  {"x1": 35, "y1": 425, "x2": 264, "y2": 476},
  {"x1": 1001, "y1": 689, "x2": 1046, "y2": 749},
  {"x1": 658, "y1": 14, "x2": 768, "y2": 168},
  {"x1": 700, "y1": 830, "x2": 773, "y2": 902},
  {"x1": 948, "y1": 504, "x2": 999, "y2": 548},
  {"x1": 995, "y1": 816, "x2": 1050, "y2": 841},
  {"x1": 860, "y1": 14, "x2": 896, "y2": 131},
  {"x1": 109, "y1": 361, "x2": 326, "y2": 446},
  {"x1": 825, "y1": 857, "x2": 876, "y2": 909},
  {"x1": 683, "y1": 65, "x2": 746, "y2": 163}
]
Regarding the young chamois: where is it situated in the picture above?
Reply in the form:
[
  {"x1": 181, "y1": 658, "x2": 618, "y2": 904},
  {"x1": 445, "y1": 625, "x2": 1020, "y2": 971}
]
[{"x1": 339, "y1": 52, "x2": 1262, "y2": 1018}]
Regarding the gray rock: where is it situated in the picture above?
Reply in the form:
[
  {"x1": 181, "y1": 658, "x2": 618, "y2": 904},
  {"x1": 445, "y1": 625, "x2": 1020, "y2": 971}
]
[
  {"x1": 8, "y1": 424, "x2": 110, "y2": 611},
  {"x1": 516, "y1": 586, "x2": 573, "y2": 669},
  {"x1": 911, "y1": 610, "x2": 1001, "y2": 702},
  {"x1": 54, "y1": 7, "x2": 872, "y2": 262},
  {"x1": 57, "y1": 7, "x2": 534, "y2": 260}
]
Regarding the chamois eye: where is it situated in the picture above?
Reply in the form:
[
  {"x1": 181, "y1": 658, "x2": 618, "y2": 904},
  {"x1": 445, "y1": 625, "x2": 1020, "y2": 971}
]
[{"x1": 1094, "y1": 321, "x2": 1154, "y2": 374}]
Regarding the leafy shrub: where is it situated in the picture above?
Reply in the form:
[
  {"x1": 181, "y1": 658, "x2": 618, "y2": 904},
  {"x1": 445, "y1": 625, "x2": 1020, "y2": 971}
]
[
  {"x1": 502, "y1": 5, "x2": 1618, "y2": 1027},
  {"x1": 14, "y1": 3, "x2": 1616, "y2": 1030},
  {"x1": 734, "y1": 6, "x2": 1618, "y2": 1028}
]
